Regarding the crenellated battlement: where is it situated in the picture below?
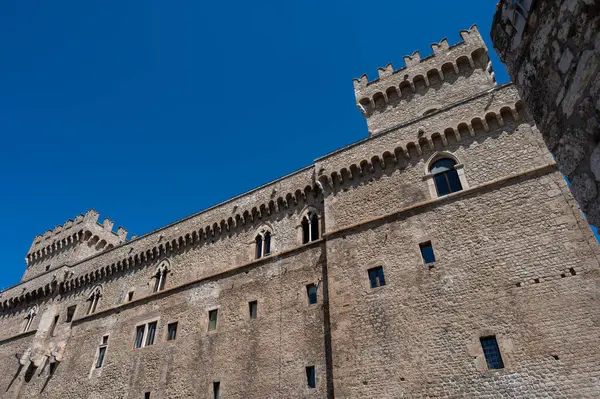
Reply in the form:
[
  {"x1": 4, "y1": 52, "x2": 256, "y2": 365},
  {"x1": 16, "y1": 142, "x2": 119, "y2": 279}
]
[
  {"x1": 23, "y1": 210, "x2": 129, "y2": 281},
  {"x1": 353, "y1": 25, "x2": 497, "y2": 134}
]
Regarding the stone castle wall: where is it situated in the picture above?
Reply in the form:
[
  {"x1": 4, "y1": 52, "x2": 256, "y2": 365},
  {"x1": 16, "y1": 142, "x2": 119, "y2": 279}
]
[{"x1": 2, "y1": 24, "x2": 600, "y2": 398}]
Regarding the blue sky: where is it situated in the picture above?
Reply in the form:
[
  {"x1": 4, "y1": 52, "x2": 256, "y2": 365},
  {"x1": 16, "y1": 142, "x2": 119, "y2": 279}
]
[{"x1": 0, "y1": 1, "x2": 507, "y2": 288}]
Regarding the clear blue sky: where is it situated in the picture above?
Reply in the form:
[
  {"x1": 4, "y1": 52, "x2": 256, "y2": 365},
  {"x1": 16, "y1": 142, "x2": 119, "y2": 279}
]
[{"x1": 0, "y1": 1, "x2": 507, "y2": 288}]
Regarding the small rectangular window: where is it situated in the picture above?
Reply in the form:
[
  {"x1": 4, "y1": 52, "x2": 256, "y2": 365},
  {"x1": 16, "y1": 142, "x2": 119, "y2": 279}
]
[
  {"x1": 134, "y1": 325, "x2": 145, "y2": 349},
  {"x1": 167, "y1": 322, "x2": 178, "y2": 341},
  {"x1": 419, "y1": 241, "x2": 436, "y2": 264},
  {"x1": 480, "y1": 336, "x2": 504, "y2": 369},
  {"x1": 306, "y1": 284, "x2": 318, "y2": 305},
  {"x1": 306, "y1": 365, "x2": 316, "y2": 388},
  {"x1": 368, "y1": 266, "x2": 386, "y2": 288},
  {"x1": 249, "y1": 301, "x2": 258, "y2": 319},
  {"x1": 66, "y1": 306, "x2": 76, "y2": 323},
  {"x1": 102, "y1": 335, "x2": 109, "y2": 345},
  {"x1": 213, "y1": 381, "x2": 220, "y2": 399},
  {"x1": 145, "y1": 322, "x2": 157, "y2": 346},
  {"x1": 128, "y1": 291, "x2": 134, "y2": 302},
  {"x1": 96, "y1": 346, "x2": 106, "y2": 368},
  {"x1": 45, "y1": 265, "x2": 50, "y2": 271},
  {"x1": 144, "y1": 392, "x2": 151, "y2": 399},
  {"x1": 208, "y1": 309, "x2": 218, "y2": 331}
]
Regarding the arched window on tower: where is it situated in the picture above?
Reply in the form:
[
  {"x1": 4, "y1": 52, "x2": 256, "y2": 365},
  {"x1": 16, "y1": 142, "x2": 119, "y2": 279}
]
[
  {"x1": 23, "y1": 306, "x2": 37, "y2": 333},
  {"x1": 301, "y1": 210, "x2": 321, "y2": 244},
  {"x1": 254, "y1": 227, "x2": 273, "y2": 260},
  {"x1": 430, "y1": 158, "x2": 463, "y2": 196},
  {"x1": 87, "y1": 286, "x2": 102, "y2": 315},
  {"x1": 153, "y1": 260, "x2": 169, "y2": 293}
]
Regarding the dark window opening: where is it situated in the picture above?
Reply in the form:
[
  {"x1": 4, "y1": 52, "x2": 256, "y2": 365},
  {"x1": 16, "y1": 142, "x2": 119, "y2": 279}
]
[
  {"x1": 128, "y1": 291, "x2": 134, "y2": 302},
  {"x1": 255, "y1": 235, "x2": 263, "y2": 259},
  {"x1": 569, "y1": 268, "x2": 577, "y2": 276},
  {"x1": 102, "y1": 335, "x2": 109, "y2": 345},
  {"x1": 66, "y1": 306, "x2": 76, "y2": 323},
  {"x1": 45, "y1": 265, "x2": 50, "y2": 271},
  {"x1": 144, "y1": 392, "x2": 151, "y2": 399},
  {"x1": 145, "y1": 322, "x2": 157, "y2": 346},
  {"x1": 249, "y1": 301, "x2": 258, "y2": 319},
  {"x1": 368, "y1": 266, "x2": 386, "y2": 288},
  {"x1": 264, "y1": 232, "x2": 271, "y2": 255},
  {"x1": 96, "y1": 346, "x2": 106, "y2": 368},
  {"x1": 310, "y1": 213, "x2": 319, "y2": 241},
  {"x1": 430, "y1": 158, "x2": 462, "y2": 196},
  {"x1": 208, "y1": 309, "x2": 218, "y2": 331},
  {"x1": 480, "y1": 336, "x2": 504, "y2": 369},
  {"x1": 50, "y1": 315, "x2": 59, "y2": 337},
  {"x1": 306, "y1": 365, "x2": 316, "y2": 388},
  {"x1": 134, "y1": 325, "x2": 145, "y2": 349},
  {"x1": 419, "y1": 241, "x2": 436, "y2": 264},
  {"x1": 154, "y1": 270, "x2": 167, "y2": 293},
  {"x1": 306, "y1": 284, "x2": 318, "y2": 305},
  {"x1": 167, "y1": 322, "x2": 178, "y2": 341},
  {"x1": 213, "y1": 381, "x2": 221, "y2": 399},
  {"x1": 49, "y1": 362, "x2": 57, "y2": 375},
  {"x1": 302, "y1": 217, "x2": 310, "y2": 244}
]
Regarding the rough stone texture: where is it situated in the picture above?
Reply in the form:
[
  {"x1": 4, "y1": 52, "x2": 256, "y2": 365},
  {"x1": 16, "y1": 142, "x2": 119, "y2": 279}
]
[
  {"x1": 491, "y1": 0, "x2": 600, "y2": 227},
  {"x1": 1, "y1": 26, "x2": 600, "y2": 398}
]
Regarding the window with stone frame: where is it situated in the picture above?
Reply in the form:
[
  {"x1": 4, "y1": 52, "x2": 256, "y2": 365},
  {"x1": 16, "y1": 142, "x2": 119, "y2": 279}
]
[
  {"x1": 134, "y1": 321, "x2": 158, "y2": 349},
  {"x1": 23, "y1": 306, "x2": 37, "y2": 333},
  {"x1": 254, "y1": 227, "x2": 273, "y2": 259},
  {"x1": 95, "y1": 335, "x2": 109, "y2": 369},
  {"x1": 301, "y1": 210, "x2": 320, "y2": 244},
  {"x1": 153, "y1": 261, "x2": 169, "y2": 293},
  {"x1": 430, "y1": 158, "x2": 463, "y2": 196},
  {"x1": 87, "y1": 286, "x2": 102, "y2": 315}
]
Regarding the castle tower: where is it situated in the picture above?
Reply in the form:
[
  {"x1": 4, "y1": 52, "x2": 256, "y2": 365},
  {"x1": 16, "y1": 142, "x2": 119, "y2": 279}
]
[
  {"x1": 23, "y1": 209, "x2": 128, "y2": 282},
  {"x1": 354, "y1": 25, "x2": 496, "y2": 135}
]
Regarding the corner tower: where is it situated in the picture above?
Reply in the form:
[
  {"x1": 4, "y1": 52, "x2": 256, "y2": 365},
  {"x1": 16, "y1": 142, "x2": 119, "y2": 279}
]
[
  {"x1": 354, "y1": 25, "x2": 497, "y2": 135},
  {"x1": 23, "y1": 210, "x2": 129, "y2": 282}
]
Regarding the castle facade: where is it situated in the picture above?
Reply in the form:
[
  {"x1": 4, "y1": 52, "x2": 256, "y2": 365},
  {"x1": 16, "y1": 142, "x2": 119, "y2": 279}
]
[{"x1": 2, "y1": 25, "x2": 600, "y2": 398}]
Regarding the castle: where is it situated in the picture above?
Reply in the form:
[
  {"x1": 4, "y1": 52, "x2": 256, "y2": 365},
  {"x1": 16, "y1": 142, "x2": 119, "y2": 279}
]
[{"x1": 2, "y1": 25, "x2": 600, "y2": 398}]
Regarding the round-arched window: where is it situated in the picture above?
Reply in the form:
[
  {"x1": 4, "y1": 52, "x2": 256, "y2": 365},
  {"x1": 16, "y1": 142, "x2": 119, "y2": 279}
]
[{"x1": 430, "y1": 158, "x2": 463, "y2": 196}]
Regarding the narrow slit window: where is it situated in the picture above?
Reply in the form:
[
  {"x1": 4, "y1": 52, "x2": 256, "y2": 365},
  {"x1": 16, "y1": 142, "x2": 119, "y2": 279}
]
[
  {"x1": 368, "y1": 266, "x2": 386, "y2": 288},
  {"x1": 167, "y1": 322, "x2": 178, "y2": 341},
  {"x1": 128, "y1": 291, "x2": 134, "y2": 302},
  {"x1": 306, "y1": 284, "x2": 318, "y2": 305},
  {"x1": 302, "y1": 217, "x2": 310, "y2": 244},
  {"x1": 480, "y1": 336, "x2": 505, "y2": 369},
  {"x1": 23, "y1": 308, "x2": 36, "y2": 333},
  {"x1": 208, "y1": 309, "x2": 218, "y2": 331},
  {"x1": 264, "y1": 232, "x2": 271, "y2": 255},
  {"x1": 144, "y1": 392, "x2": 151, "y2": 399},
  {"x1": 213, "y1": 381, "x2": 221, "y2": 399},
  {"x1": 145, "y1": 322, "x2": 157, "y2": 346},
  {"x1": 255, "y1": 235, "x2": 263, "y2": 259},
  {"x1": 66, "y1": 306, "x2": 76, "y2": 323},
  {"x1": 306, "y1": 365, "x2": 316, "y2": 388},
  {"x1": 249, "y1": 301, "x2": 258, "y2": 319},
  {"x1": 419, "y1": 241, "x2": 436, "y2": 264},
  {"x1": 310, "y1": 213, "x2": 320, "y2": 241}
]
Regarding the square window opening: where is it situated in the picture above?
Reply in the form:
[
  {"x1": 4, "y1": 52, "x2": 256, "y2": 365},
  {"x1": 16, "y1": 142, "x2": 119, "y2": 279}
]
[
  {"x1": 368, "y1": 266, "x2": 386, "y2": 289},
  {"x1": 208, "y1": 309, "x2": 218, "y2": 331},
  {"x1": 167, "y1": 322, "x2": 178, "y2": 341},
  {"x1": 480, "y1": 335, "x2": 505, "y2": 369},
  {"x1": 249, "y1": 301, "x2": 258, "y2": 319},
  {"x1": 306, "y1": 365, "x2": 316, "y2": 388},
  {"x1": 419, "y1": 241, "x2": 436, "y2": 264}
]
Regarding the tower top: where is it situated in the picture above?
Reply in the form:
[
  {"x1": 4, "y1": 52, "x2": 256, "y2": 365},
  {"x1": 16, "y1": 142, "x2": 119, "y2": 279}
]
[{"x1": 353, "y1": 25, "x2": 497, "y2": 135}]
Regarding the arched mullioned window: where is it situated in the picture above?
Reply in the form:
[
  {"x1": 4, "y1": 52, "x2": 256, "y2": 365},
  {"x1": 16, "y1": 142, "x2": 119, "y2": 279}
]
[
  {"x1": 153, "y1": 260, "x2": 169, "y2": 293},
  {"x1": 430, "y1": 158, "x2": 463, "y2": 196},
  {"x1": 254, "y1": 227, "x2": 273, "y2": 260},
  {"x1": 301, "y1": 209, "x2": 321, "y2": 244},
  {"x1": 87, "y1": 286, "x2": 102, "y2": 315},
  {"x1": 23, "y1": 306, "x2": 38, "y2": 333}
]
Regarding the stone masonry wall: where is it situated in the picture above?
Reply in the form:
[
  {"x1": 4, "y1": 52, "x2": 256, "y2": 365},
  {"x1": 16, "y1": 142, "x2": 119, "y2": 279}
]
[
  {"x1": 325, "y1": 171, "x2": 600, "y2": 397},
  {"x1": 491, "y1": 0, "x2": 600, "y2": 226}
]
